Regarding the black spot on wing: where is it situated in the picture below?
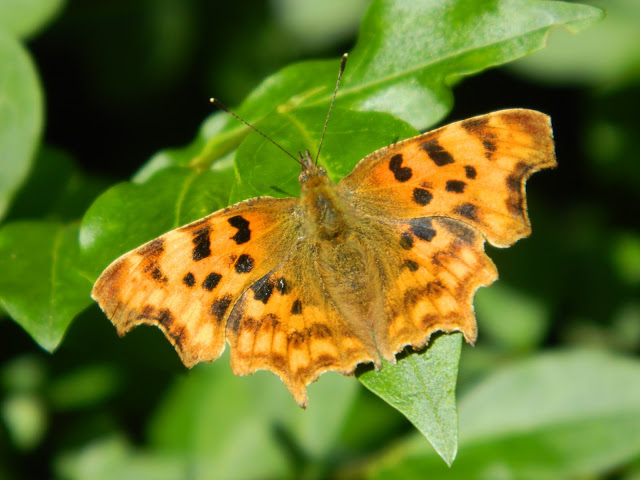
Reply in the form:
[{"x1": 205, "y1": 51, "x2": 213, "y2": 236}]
[
  {"x1": 136, "y1": 238, "x2": 164, "y2": 258},
  {"x1": 483, "y1": 140, "x2": 497, "y2": 156},
  {"x1": 505, "y1": 162, "x2": 533, "y2": 217},
  {"x1": 446, "y1": 180, "x2": 466, "y2": 193},
  {"x1": 438, "y1": 218, "x2": 478, "y2": 245},
  {"x1": 276, "y1": 277, "x2": 290, "y2": 295},
  {"x1": 211, "y1": 295, "x2": 233, "y2": 322},
  {"x1": 388, "y1": 154, "x2": 413, "y2": 182},
  {"x1": 413, "y1": 188, "x2": 433, "y2": 206},
  {"x1": 251, "y1": 276, "x2": 274, "y2": 304},
  {"x1": 157, "y1": 309, "x2": 175, "y2": 328},
  {"x1": 405, "y1": 259, "x2": 419, "y2": 272},
  {"x1": 202, "y1": 272, "x2": 222, "y2": 291},
  {"x1": 183, "y1": 272, "x2": 195, "y2": 287},
  {"x1": 461, "y1": 116, "x2": 497, "y2": 160},
  {"x1": 409, "y1": 218, "x2": 437, "y2": 242},
  {"x1": 235, "y1": 254, "x2": 254, "y2": 273},
  {"x1": 192, "y1": 227, "x2": 211, "y2": 261},
  {"x1": 421, "y1": 139, "x2": 454, "y2": 166},
  {"x1": 455, "y1": 203, "x2": 478, "y2": 221},
  {"x1": 147, "y1": 264, "x2": 168, "y2": 283},
  {"x1": 461, "y1": 117, "x2": 489, "y2": 133},
  {"x1": 400, "y1": 232, "x2": 414, "y2": 250},
  {"x1": 464, "y1": 165, "x2": 477, "y2": 179},
  {"x1": 291, "y1": 299, "x2": 302, "y2": 315},
  {"x1": 228, "y1": 215, "x2": 251, "y2": 244}
]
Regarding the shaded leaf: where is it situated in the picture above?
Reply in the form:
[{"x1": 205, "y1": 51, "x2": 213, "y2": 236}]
[
  {"x1": 475, "y1": 283, "x2": 551, "y2": 351},
  {"x1": 0, "y1": 222, "x2": 93, "y2": 351},
  {"x1": 6, "y1": 147, "x2": 110, "y2": 222},
  {"x1": 370, "y1": 349, "x2": 640, "y2": 479},
  {"x1": 55, "y1": 435, "x2": 186, "y2": 480},
  {"x1": 0, "y1": 29, "x2": 43, "y2": 221},
  {"x1": 148, "y1": 352, "x2": 360, "y2": 479}
]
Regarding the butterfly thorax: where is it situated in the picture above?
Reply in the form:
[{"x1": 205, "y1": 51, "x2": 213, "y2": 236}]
[{"x1": 298, "y1": 152, "x2": 350, "y2": 241}]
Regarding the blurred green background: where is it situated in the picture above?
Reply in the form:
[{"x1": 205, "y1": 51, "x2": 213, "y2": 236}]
[{"x1": 1, "y1": 0, "x2": 639, "y2": 479}]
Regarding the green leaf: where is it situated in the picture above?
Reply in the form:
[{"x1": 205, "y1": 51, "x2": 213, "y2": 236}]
[
  {"x1": 48, "y1": 364, "x2": 121, "y2": 410},
  {"x1": 6, "y1": 147, "x2": 110, "y2": 222},
  {"x1": 340, "y1": 0, "x2": 602, "y2": 127},
  {"x1": 0, "y1": 0, "x2": 66, "y2": 39},
  {"x1": 511, "y1": 0, "x2": 636, "y2": 87},
  {"x1": 369, "y1": 350, "x2": 640, "y2": 479},
  {"x1": 55, "y1": 435, "x2": 186, "y2": 480},
  {"x1": 148, "y1": 0, "x2": 603, "y2": 173},
  {"x1": 0, "y1": 222, "x2": 93, "y2": 351},
  {"x1": 231, "y1": 107, "x2": 418, "y2": 202},
  {"x1": 0, "y1": 29, "x2": 43, "y2": 221},
  {"x1": 359, "y1": 333, "x2": 462, "y2": 466},
  {"x1": 475, "y1": 283, "x2": 551, "y2": 352},
  {"x1": 1, "y1": 393, "x2": 47, "y2": 450},
  {"x1": 612, "y1": 232, "x2": 640, "y2": 287},
  {"x1": 147, "y1": 352, "x2": 360, "y2": 479}
]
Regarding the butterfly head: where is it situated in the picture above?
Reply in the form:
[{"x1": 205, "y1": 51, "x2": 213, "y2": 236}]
[{"x1": 298, "y1": 149, "x2": 328, "y2": 186}]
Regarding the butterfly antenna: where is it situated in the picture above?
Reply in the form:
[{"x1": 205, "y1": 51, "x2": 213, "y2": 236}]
[
  {"x1": 315, "y1": 53, "x2": 348, "y2": 165},
  {"x1": 209, "y1": 98, "x2": 302, "y2": 165}
]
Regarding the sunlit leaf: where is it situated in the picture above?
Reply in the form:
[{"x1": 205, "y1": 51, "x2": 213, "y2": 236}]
[
  {"x1": 359, "y1": 333, "x2": 462, "y2": 465},
  {"x1": 0, "y1": 0, "x2": 65, "y2": 39}
]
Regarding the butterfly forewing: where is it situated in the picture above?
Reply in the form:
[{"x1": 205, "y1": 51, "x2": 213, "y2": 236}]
[
  {"x1": 92, "y1": 197, "x2": 298, "y2": 367},
  {"x1": 339, "y1": 109, "x2": 556, "y2": 247}
]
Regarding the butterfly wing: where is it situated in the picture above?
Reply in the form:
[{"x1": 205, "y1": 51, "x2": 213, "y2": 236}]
[
  {"x1": 92, "y1": 197, "x2": 299, "y2": 368},
  {"x1": 368, "y1": 216, "x2": 497, "y2": 357},
  {"x1": 339, "y1": 109, "x2": 556, "y2": 248},
  {"x1": 338, "y1": 109, "x2": 555, "y2": 354},
  {"x1": 223, "y1": 240, "x2": 382, "y2": 407}
]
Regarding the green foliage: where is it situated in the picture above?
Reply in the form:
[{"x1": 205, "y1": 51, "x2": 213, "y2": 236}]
[
  {"x1": 370, "y1": 350, "x2": 640, "y2": 479},
  {"x1": 3, "y1": 0, "x2": 638, "y2": 479},
  {"x1": 358, "y1": 333, "x2": 463, "y2": 465},
  {"x1": 0, "y1": 222, "x2": 93, "y2": 351},
  {"x1": 0, "y1": 0, "x2": 65, "y2": 39},
  {"x1": 0, "y1": 29, "x2": 42, "y2": 221}
]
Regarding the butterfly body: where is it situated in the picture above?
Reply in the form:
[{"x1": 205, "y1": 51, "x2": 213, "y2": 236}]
[{"x1": 92, "y1": 109, "x2": 556, "y2": 407}]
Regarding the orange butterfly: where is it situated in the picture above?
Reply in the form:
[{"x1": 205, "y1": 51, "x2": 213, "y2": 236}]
[{"x1": 92, "y1": 74, "x2": 555, "y2": 408}]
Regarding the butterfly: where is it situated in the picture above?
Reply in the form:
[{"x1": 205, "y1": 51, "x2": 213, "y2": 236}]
[{"x1": 92, "y1": 106, "x2": 556, "y2": 407}]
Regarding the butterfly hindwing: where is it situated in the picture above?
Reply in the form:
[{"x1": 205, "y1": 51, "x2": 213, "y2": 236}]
[
  {"x1": 225, "y1": 239, "x2": 380, "y2": 407},
  {"x1": 372, "y1": 216, "x2": 498, "y2": 358}
]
